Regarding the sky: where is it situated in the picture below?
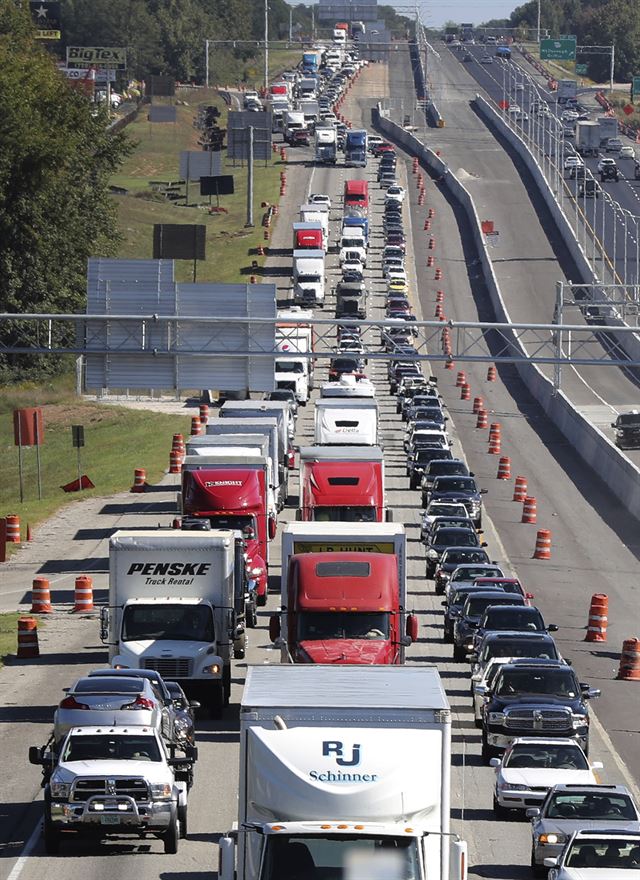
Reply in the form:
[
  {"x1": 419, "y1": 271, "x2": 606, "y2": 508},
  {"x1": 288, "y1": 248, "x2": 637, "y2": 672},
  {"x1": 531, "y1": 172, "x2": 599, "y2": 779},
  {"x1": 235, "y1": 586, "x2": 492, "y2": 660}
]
[{"x1": 421, "y1": 1, "x2": 517, "y2": 28}]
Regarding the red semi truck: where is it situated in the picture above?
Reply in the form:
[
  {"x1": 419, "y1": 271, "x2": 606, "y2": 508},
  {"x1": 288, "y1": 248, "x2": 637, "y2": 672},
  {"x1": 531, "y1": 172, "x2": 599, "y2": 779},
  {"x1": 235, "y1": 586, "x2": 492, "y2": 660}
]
[
  {"x1": 180, "y1": 454, "x2": 277, "y2": 605},
  {"x1": 292, "y1": 221, "x2": 325, "y2": 251},
  {"x1": 297, "y1": 445, "x2": 389, "y2": 522},
  {"x1": 269, "y1": 550, "x2": 417, "y2": 664}
]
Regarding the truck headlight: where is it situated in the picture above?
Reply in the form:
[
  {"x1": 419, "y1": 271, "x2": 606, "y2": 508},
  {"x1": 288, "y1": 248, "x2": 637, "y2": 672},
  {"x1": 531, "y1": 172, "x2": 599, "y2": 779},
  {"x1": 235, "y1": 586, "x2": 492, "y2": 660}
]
[
  {"x1": 151, "y1": 783, "x2": 173, "y2": 800},
  {"x1": 50, "y1": 781, "x2": 71, "y2": 799},
  {"x1": 488, "y1": 712, "x2": 505, "y2": 724},
  {"x1": 203, "y1": 663, "x2": 221, "y2": 675}
]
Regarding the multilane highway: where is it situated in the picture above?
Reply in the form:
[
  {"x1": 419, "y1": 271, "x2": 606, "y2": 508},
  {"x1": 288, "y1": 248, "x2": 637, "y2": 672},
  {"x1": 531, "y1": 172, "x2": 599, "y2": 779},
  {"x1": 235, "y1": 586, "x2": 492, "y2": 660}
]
[{"x1": 0, "y1": 48, "x2": 638, "y2": 880}]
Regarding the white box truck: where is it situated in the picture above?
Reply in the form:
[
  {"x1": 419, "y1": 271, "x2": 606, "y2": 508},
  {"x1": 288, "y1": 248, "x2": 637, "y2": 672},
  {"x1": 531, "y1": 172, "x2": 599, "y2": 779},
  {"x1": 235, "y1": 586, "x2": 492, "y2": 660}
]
[
  {"x1": 218, "y1": 665, "x2": 467, "y2": 880},
  {"x1": 575, "y1": 120, "x2": 600, "y2": 156},
  {"x1": 315, "y1": 124, "x2": 337, "y2": 163},
  {"x1": 300, "y1": 203, "x2": 329, "y2": 246},
  {"x1": 276, "y1": 308, "x2": 315, "y2": 402},
  {"x1": 292, "y1": 249, "x2": 325, "y2": 306},
  {"x1": 101, "y1": 529, "x2": 244, "y2": 717},
  {"x1": 285, "y1": 110, "x2": 306, "y2": 142},
  {"x1": 315, "y1": 398, "x2": 378, "y2": 445}
]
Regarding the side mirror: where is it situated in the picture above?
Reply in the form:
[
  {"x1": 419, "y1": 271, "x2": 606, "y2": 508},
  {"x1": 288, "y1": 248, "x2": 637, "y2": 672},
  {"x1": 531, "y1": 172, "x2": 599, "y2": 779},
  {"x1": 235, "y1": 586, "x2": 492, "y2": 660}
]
[
  {"x1": 269, "y1": 615, "x2": 281, "y2": 643},
  {"x1": 480, "y1": 488, "x2": 488, "y2": 495},
  {"x1": 28, "y1": 746, "x2": 43, "y2": 766},
  {"x1": 526, "y1": 592, "x2": 534, "y2": 599},
  {"x1": 268, "y1": 516, "x2": 277, "y2": 540},
  {"x1": 441, "y1": 601, "x2": 447, "y2": 607},
  {"x1": 587, "y1": 687, "x2": 601, "y2": 699},
  {"x1": 489, "y1": 757, "x2": 501, "y2": 767},
  {"x1": 99, "y1": 606, "x2": 110, "y2": 643},
  {"x1": 466, "y1": 652, "x2": 478, "y2": 661},
  {"x1": 481, "y1": 542, "x2": 488, "y2": 548},
  {"x1": 406, "y1": 613, "x2": 419, "y2": 643},
  {"x1": 475, "y1": 684, "x2": 487, "y2": 695},
  {"x1": 385, "y1": 508, "x2": 394, "y2": 522},
  {"x1": 295, "y1": 509, "x2": 302, "y2": 521},
  {"x1": 168, "y1": 756, "x2": 195, "y2": 767},
  {"x1": 526, "y1": 807, "x2": 540, "y2": 818},
  {"x1": 591, "y1": 761, "x2": 604, "y2": 770},
  {"x1": 189, "y1": 700, "x2": 201, "y2": 710},
  {"x1": 543, "y1": 858, "x2": 558, "y2": 868},
  {"x1": 548, "y1": 623, "x2": 559, "y2": 632}
]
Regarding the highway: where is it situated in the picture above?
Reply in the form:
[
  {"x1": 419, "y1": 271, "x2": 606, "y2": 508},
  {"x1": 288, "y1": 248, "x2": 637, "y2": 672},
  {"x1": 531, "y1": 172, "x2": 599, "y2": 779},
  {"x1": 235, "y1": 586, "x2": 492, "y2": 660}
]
[{"x1": 0, "y1": 48, "x2": 639, "y2": 880}]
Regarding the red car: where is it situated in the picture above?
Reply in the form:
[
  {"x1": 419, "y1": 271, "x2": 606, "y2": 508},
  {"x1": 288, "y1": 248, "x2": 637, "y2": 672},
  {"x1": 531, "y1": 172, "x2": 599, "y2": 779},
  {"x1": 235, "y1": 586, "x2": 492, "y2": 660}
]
[{"x1": 291, "y1": 129, "x2": 311, "y2": 146}]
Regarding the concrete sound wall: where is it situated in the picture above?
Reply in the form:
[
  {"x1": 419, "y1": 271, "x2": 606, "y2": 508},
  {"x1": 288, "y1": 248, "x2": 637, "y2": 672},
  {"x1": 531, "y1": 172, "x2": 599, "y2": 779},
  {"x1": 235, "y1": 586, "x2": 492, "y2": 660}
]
[{"x1": 374, "y1": 106, "x2": 640, "y2": 519}]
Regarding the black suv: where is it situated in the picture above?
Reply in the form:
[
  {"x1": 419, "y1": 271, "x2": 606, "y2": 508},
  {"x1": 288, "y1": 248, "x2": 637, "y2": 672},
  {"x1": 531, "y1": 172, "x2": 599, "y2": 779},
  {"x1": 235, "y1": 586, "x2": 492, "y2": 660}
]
[
  {"x1": 427, "y1": 475, "x2": 487, "y2": 527},
  {"x1": 434, "y1": 546, "x2": 491, "y2": 594},
  {"x1": 421, "y1": 459, "x2": 470, "y2": 505},
  {"x1": 472, "y1": 604, "x2": 558, "y2": 653},
  {"x1": 442, "y1": 584, "x2": 504, "y2": 643},
  {"x1": 611, "y1": 411, "x2": 640, "y2": 449},
  {"x1": 452, "y1": 593, "x2": 525, "y2": 661},
  {"x1": 481, "y1": 659, "x2": 600, "y2": 762},
  {"x1": 425, "y1": 528, "x2": 486, "y2": 578}
]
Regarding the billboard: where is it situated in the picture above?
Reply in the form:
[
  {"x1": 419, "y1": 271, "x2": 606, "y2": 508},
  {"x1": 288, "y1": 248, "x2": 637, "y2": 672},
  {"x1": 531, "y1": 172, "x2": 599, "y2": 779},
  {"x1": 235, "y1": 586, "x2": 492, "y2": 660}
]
[{"x1": 66, "y1": 46, "x2": 127, "y2": 69}]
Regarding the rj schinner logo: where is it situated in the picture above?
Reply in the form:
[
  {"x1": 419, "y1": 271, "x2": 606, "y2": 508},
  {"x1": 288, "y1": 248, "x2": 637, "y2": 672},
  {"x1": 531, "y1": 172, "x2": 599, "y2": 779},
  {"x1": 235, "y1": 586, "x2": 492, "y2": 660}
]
[{"x1": 309, "y1": 741, "x2": 378, "y2": 783}]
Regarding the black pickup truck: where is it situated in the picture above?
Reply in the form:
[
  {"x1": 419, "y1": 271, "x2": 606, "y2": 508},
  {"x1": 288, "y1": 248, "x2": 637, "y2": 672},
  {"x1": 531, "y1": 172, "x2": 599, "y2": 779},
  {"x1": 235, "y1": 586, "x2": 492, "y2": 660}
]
[{"x1": 611, "y1": 411, "x2": 640, "y2": 449}]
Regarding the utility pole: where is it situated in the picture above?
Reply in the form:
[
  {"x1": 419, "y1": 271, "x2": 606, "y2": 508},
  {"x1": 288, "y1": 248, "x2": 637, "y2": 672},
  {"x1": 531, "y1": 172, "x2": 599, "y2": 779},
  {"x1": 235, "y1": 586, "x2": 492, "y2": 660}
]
[
  {"x1": 610, "y1": 44, "x2": 615, "y2": 93},
  {"x1": 205, "y1": 39, "x2": 209, "y2": 88},
  {"x1": 311, "y1": 5, "x2": 315, "y2": 42},
  {"x1": 537, "y1": 0, "x2": 541, "y2": 44},
  {"x1": 245, "y1": 126, "x2": 254, "y2": 228},
  {"x1": 289, "y1": 7, "x2": 292, "y2": 44},
  {"x1": 264, "y1": 0, "x2": 269, "y2": 93}
]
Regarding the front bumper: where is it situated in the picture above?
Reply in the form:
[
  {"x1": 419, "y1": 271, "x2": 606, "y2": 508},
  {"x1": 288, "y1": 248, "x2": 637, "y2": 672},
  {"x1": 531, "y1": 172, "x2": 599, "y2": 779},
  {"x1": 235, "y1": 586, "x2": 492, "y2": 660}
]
[
  {"x1": 49, "y1": 797, "x2": 174, "y2": 832},
  {"x1": 533, "y1": 839, "x2": 565, "y2": 865},
  {"x1": 486, "y1": 729, "x2": 587, "y2": 752},
  {"x1": 495, "y1": 786, "x2": 549, "y2": 810}
]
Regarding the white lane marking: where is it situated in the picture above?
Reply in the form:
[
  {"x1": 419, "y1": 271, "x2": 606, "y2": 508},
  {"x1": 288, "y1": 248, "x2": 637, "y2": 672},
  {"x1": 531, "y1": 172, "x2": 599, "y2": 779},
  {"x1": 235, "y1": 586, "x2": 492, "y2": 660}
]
[{"x1": 6, "y1": 819, "x2": 41, "y2": 880}]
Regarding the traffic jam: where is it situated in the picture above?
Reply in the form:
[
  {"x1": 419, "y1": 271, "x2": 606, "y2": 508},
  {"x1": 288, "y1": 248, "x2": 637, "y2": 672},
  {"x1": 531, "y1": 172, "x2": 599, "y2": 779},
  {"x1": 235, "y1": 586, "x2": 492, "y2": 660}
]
[{"x1": 18, "y1": 32, "x2": 640, "y2": 880}]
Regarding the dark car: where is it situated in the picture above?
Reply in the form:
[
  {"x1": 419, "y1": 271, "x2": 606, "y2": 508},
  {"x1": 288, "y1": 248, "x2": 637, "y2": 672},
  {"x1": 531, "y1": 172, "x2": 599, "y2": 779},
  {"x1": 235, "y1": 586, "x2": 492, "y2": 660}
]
[
  {"x1": 404, "y1": 394, "x2": 445, "y2": 421},
  {"x1": 165, "y1": 681, "x2": 199, "y2": 749},
  {"x1": 428, "y1": 475, "x2": 487, "y2": 527},
  {"x1": 434, "y1": 546, "x2": 492, "y2": 594},
  {"x1": 472, "y1": 605, "x2": 558, "y2": 653},
  {"x1": 473, "y1": 577, "x2": 534, "y2": 604},
  {"x1": 425, "y1": 527, "x2": 486, "y2": 578},
  {"x1": 408, "y1": 446, "x2": 451, "y2": 491},
  {"x1": 442, "y1": 584, "x2": 505, "y2": 643},
  {"x1": 291, "y1": 129, "x2": 311, "y2": 146},
  {"x1": 389, "y1": 363, "x2": 422, "y2": 394},
  {"x1": 452, "y1": 592, "x2": 526, "y2": 661},
  {"x1": 470, "y1": 630, "x2": 562, "y2": 678},
  {"x1": 266, "y1": 388, "x2": 298, "y2": 416},
  {"x1": 422, "y1": 515, "x2": 475, "y2": 546},
  {"x1": 611, "y1": 411, "x2": 640, "y2": 449},
  {"x1": 328, "y1": 355, "x2": 364, "y2": 381},
  {"x1": 406, "y1": 407, "x2": 447, "y2": 431},
  {"x1": 420, "y1": 459, "x2": 471, "y2": 505},
  {"x1": 341, "y1": 268, "x2": 365, "y2": 284},
  {"x1": 372, "y1": 142, "x2": 394, "y2": 157},
  {"x1": 481, "y1": 659, "x2": 600, "y2": 762},
  {"x1": 336, "y1": 297, "x2": 366, "y2": 320}
]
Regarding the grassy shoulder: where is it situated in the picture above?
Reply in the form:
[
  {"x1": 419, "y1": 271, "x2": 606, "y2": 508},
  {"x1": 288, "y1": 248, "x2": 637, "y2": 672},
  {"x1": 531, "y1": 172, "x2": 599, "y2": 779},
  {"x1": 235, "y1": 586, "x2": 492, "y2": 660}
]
[
  {"x1": 110, "y1": 89, "x2": 284, "y2": 284},
  {"x1": 0, "y1": 613, "x2": 27, "y2": 668},
  {"x1": 0, "y1": 376, "x2": 190, "y2": 545}
]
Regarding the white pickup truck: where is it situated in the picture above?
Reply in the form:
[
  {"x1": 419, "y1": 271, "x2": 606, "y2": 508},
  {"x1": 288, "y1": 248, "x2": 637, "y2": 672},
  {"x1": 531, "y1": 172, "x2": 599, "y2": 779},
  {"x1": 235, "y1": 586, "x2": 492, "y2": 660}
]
[{"x1": 30, "y1": 725, "x2": 194, "y2": 855}]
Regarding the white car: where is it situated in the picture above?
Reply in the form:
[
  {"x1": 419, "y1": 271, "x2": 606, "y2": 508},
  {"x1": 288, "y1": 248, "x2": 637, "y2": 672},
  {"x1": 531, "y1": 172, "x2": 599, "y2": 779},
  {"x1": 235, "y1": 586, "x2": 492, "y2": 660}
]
[
  {"x1": 619, "y1": 145, "x2": 636, "y2": 160},
  {"x1": 480, "y1": 55, "x2": 493, "y2": 64},
  {"x1": 561, "y1": 109, "x2": 579, "y2": 122},
  {"x1": 309, "y1": 193, "x2": 331, "y2": 208},
  {"x1": 386, "y1": 267, "x2": 408, "y2": 284},
  {"x1": 597, "y1": 157, "x2": 618, "y2": 174},
  {"x1": 564, "y1": 155, "x2": 583, "y2": 172},
  {"x1": 513, "y1": 82, "x2": 524, "y2": 92},
  {"x1": 339, "y1": 247, "x2": 367, "y2": 267},
  {"x1": 491, "y1": 738, "x2": 602, "y2": 816},
  {"x1": 341, "y1": 259, "x2": 365, "y2": 277},
  {"x1": 385, "y1": 185, "x2": 406, "y2": 202},
  {"x1": 420, "y1": 502, "x2": 469, "y2": 542},
  {"x1": 545, "y1": 830, "x2": 640, "y2": 879}
]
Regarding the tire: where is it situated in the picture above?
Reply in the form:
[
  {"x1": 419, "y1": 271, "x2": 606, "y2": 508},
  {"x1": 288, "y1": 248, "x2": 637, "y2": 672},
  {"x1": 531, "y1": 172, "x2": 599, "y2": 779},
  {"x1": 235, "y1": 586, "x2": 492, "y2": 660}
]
[
  {"x1": 531, "y1": 848, "x2": 547, "y2": 876},
  {"x1": 163, "y1": 809, "x2": 179, "y2": 854},
  {"x1": 426, "y1": 563, "x2": 434, "y2": 579},
  {"x1": 223, "y1": 664, "x2": 231, "y2": 707},
  {"x1": 257, "y1": 591, "x2": 267, "y2": 608},
  {"x1": 178, "y1": 804, "x2": 188, "y2": 839},
  {"x1": 247, "y1": 602, "x2": 258, "y2": 629},
  {"x1": 493, "y1": 794, "x2": 508, "y2": 819},
  {"x1": 481, "y1": 734, "x2": 496, "y2": 765},
  {"x1": 453, "y1": 643, "x2": 466, "y2": 663},
  {"x1": 443, "y1": 625, "x2": 453, "y2": 644},
  {"x1": 209, "y1": 682, "x2": 224, "y2": 720},
  {"x1": 44, "y1": 816, "x2": 60, "y2": 855}
]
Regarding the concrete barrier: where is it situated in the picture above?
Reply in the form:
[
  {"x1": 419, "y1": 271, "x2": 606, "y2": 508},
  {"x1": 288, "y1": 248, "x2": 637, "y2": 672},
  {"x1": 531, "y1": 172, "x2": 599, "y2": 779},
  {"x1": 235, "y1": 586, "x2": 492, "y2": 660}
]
[{"x1": 373, "y1": 104, "x2": 640, "y2": 520}]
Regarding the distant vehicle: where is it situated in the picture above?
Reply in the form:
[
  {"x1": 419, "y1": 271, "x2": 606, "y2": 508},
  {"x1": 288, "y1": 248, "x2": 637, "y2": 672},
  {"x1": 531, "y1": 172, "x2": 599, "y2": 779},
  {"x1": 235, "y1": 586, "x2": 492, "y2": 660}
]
[
  {"x1": 480, "y1": 55, "x2": 493, "y2": 64},
  {"x1": 619, "y1": 144, "x2": 635, "y2": 159},
  {"x1": 605, "y1": 137, "x2": 624, "y2": 153}
]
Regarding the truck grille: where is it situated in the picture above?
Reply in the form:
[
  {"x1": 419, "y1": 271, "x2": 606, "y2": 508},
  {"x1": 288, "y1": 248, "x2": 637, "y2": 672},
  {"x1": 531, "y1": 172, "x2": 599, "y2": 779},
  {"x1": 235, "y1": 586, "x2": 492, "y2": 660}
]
[
  {"x1": 277, "y1": 381, "x2": 297, "y2": 393},
  {"x1": 142, "y1": 657, "x2": 192, "y2": 678},
  {"x1": 504, "y1": 708, "x2": 571, "y2": 732},
  {"x1": 72, "y1": 778, "x2": 149, "y2": 803}
]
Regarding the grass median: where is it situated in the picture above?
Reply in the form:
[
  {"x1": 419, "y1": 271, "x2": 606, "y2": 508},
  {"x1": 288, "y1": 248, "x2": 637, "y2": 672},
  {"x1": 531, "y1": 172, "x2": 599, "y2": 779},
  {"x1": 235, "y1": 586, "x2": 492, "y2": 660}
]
[
  {"x1": 110, "y1": 89, "x2": 284, "y2": 283},
  {"x1": 0, "y1": 376, "x2": 190, "y2": 549}
]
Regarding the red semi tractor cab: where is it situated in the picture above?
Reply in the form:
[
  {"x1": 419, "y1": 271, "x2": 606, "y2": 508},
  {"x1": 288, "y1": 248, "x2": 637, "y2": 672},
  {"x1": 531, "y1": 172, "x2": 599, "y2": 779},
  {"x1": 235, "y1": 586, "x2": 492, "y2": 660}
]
[
  {"x1": 269, "y1": 552, "x2": 417, "y2": 664},
  {"x1": 181, "y1": 462, "x2": 277, "y2": 605},
  {"x1": 298, "y1": 446, "x2": 388, "y2": 523}
]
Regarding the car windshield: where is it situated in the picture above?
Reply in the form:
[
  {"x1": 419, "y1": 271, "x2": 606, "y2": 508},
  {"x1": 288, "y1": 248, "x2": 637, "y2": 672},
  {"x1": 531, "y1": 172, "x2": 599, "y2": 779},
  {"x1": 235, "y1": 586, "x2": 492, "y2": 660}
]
[
  {"x1": 504, "y1": 743, "x2": 588, "y2": 770},
  {"x1": 464, "y1": 595, "x2": 522, "y2": 616},
  {"x1": 428, "y1": 504, "x2": 465, "y2": 518},
  {"x1": 298, "y1": 612, "x2": 390, "y2": 640},
  {"x1": 260, "y1": 834, "x2": 420, "y2": 880},
  {"x1": 452, "y1": 566, "x2": 501, "y2": 582},
  {"x1": 565, "y1": 840, "x2": 640, "y2": 869},
  {"x1": 444, "y1": 550, "x2": 489, "y2": 566},
  {"x1": 122, "y1": 604, "x2": 214, "y2": 642},
  {"x1": 482, "y1": 608, "x2": 545, "y2": 630},
  {"x1": 434, "y1": 529, "x2": 478, "y2": 547},
  {"x1": 433, "y1": 477, "x2": 476, "y2": 492},
  {"x1": 275, "y1": 361, "x2": 305, "y2": 374},
  {"x1": 482, "y1": 639, "x2": 558, "y2": 662},
  {"x1": 546, "y1": 793, "x2": 638, "y2": 821},
  {"x1": 63, "y1": 734, "x2": 162, "y2": 763},
  {"x1": 495, "y1": 668, "x2": 577, "y2": 698}
]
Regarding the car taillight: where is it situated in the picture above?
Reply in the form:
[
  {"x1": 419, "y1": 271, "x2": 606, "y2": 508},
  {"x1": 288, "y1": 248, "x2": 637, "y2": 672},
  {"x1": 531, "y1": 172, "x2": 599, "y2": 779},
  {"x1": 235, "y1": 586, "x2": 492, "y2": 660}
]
[
  {"x1": 59, "y1": 696, "x2": 90, "y2": 710},
  {"x1": 122, "y1": 696, "x2": 155, "y2": 711}
]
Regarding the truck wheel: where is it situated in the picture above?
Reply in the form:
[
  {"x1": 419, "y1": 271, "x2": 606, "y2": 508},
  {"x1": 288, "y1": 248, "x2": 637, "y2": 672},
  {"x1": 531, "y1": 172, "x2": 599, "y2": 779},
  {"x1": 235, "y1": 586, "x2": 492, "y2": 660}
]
[
  {"x1": 209, "y1": 683, "x2": 224, "y2": 720},
  {"x1": 44, "y1": 817, "x2": 60, "y2": 855},
  {"x1": 163, "y1": 809, "x2": 179, "y2": 854},
  {"x1": 257, "y1": 591, "x2": 267, "y2": 607},
  {"x1": 452, "y1": 644, "x2": 465, "y2": 662},
  {"x1": 178, "y1": 804, "x2": 188, "y2": 839},
  {"x1": 493, "y1": 794, "x2": 508, "y2": 818},
  {"x1": 223, "y1": 665, "x2": 231, "y2": 706},
  {"x1": 246, "y1": 602, "x2": 258, "y2": 629}
]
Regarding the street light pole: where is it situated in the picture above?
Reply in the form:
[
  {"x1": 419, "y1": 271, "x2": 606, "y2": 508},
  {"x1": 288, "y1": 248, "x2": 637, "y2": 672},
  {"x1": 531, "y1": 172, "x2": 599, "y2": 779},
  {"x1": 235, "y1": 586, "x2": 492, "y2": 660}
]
[
  {"x1": 537, "y1": 0, "x2": 541, "y2": 44},
  {"x1": 264, "y1": 0, "x2": 269, "y2": 93},
  {"x1": 205, "y1": 39, "x2": 210, "y2": 88}
]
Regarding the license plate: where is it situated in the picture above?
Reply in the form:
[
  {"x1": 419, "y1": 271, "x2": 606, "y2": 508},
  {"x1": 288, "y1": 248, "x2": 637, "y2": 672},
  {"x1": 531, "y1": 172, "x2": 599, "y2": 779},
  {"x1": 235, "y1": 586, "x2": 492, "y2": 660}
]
[{"x1": 100, "y1": 815, "x2": 121, "y2": 825}]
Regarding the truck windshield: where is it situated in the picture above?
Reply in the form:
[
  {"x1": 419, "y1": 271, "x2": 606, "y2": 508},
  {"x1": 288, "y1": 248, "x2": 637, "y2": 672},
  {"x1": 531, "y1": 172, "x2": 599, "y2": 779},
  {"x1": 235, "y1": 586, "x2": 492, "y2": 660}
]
[
  {"x1": 297, "y1": 274, "x2": 321, "y2": 283},
  {"x1": 312, "y1": 506, "x2": 376, "y2": 523},
  {"x1": 260, "y1": 834, "x2": 420, "y2": 880},
  {"x1": 275, "y1": 362, "x2": 305, "y2": 374},
  {"x1": 298, "y1": 612, "x2": 390, "y2": 641},
  {"x1": 62, "y1": 734, "x2": 161, "y2": 763},
  {"x1": 122, "y1": 604, "x2": 214, "y2": 642}
]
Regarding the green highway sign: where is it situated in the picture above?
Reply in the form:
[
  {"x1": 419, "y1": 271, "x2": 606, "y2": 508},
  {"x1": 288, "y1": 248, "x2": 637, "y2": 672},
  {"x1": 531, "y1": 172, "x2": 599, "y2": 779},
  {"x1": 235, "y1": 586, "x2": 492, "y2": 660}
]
[
  {"x1": 540, "y1": 37, "x2": 576, "y2": 61},
  {"x1": 633, "y1": 76, "x2": 640, "y2": 101},
  {"x1": 575, "y1": 63, "x2": 587, "y2": 75}
]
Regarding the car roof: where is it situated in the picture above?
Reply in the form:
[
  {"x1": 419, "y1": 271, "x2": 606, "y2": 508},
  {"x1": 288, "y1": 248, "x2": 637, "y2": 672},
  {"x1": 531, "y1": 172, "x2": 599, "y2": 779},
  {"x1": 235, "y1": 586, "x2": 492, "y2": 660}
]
[
  {"x1": 550, "y1": 784, "x2": 633, "y2": 794},
  {"x1": 509, "y1": 737, "x2": 587, "y2": 747},
  {"x1": 68, "y1": 725, "x2": 156, "y2": 736},
  {"x1": 483, "y1": 630, "x2": 554, "y2": 642},
  {"x1": 499, "y1": 658, "x2": 567, "y2": 670}
]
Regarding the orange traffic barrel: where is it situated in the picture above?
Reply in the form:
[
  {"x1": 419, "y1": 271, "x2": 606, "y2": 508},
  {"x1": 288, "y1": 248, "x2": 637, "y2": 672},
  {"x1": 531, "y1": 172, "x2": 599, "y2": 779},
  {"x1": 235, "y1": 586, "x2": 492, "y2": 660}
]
[
  {"x1": 436, "y1": 290, "x2": 444, "y2": 302},
  {"x1": 445, "y1": 358, "x2": 455, "y2": 370},
  {"x1": 424, "y1": 219, "x2": 431, "y2": 231},
  {"x1": 513, "y1": 475, "x2": 528, "y2": 502},
  {"x1": 497, "y1": 456, "x2": 511, "y2": 479},
  {"x1": 522, "y1": 496, "x2": 538, "y2": 524},
  {"x1": 418, "y1": 193, "x2": 425, "y2": 205},
  {"x1": 130, "y1": 468, "x2": 147, "y2": 493},
  {"x1": 5, "y1": 514, "x2": 21, "y2": 543},
  {"x1": 487, "y1": 365, "x2": 497, "y2": 382},
  {"x1": 585, "y1": 594, "x2": 608, "y2": 642},
  {"x1": 533, "y1": 529, "x2": 552, "y2": 559},
  {"x1": 169, "y1": 450, "x2": 182, "y2": 474},
  {"x1": 199, "y1": 404, "x2": 209, "y2": 424},
  {"x1": 434, "y1": 302, "x2": 443, "y2": 317},
  {"x1": 435, "y1": 267, "x2": 443, "y2": 280},
  {"x1": 488, "y1": 432, "x2": 501, "y2": 454},
  {"x1": 617, "y1": 639, "x2": 640, "y2": 680},
  {"x1": 30, "y1": 577, "x2": 53, "y2": 614},
  {"x1": 456, "y1": 371, "x2": 466, "y2": 387},
  {"x1": 172, "y1": 433, "x2": 185, "y2": 451},
  {"x1": 476, "y1": 409, "x2": 488, "y2": 429},
  {"x1": 427, "y1": 255, "x2": 435, "y2": 267},
  {"x1": 428, "y1": 208, "x2": 435, "y2": 218},
  {"x1": 17, "y1": 617, "x2": 39, "y2": 658},
  {"x1": 73, "y1": 576, "x2": 94, "y2": 613},
  {"x1": 190, "y1": 416, "x2": 203, "y2": 436},
  {"x1": 460, "y1": 382, "x2": 471, "y2": 400},
  {"x1": 428, "y1": 237, "x2": 435, "y2": 249},
  {"x1": 473, "y1": 396, "x2": 483, "y2": 414},
  {"x1": 489, "y1": 422, "x2": 501, "y2": 440}
]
